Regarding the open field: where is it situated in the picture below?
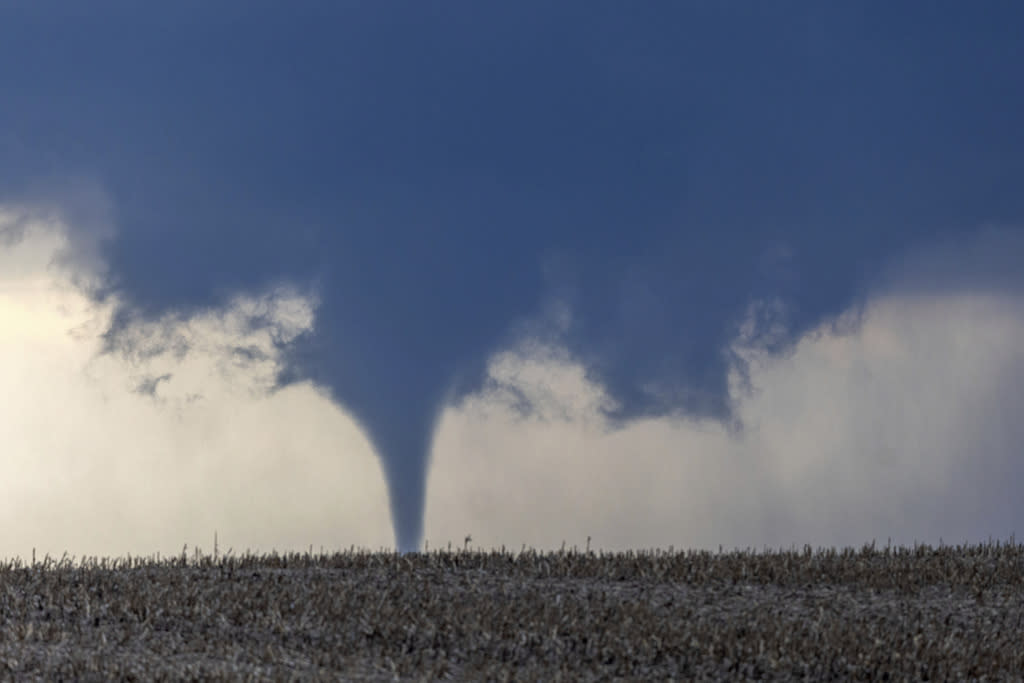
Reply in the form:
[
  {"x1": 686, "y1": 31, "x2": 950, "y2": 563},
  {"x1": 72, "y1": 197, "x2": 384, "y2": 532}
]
[{"x1": 0, "y1": 539, "x2": 1022, "y2": 681}]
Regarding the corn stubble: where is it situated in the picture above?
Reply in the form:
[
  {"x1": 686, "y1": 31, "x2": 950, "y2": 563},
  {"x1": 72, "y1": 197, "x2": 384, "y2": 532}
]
[{"x1": 0, "y1": 539, "x2": 1022, "y2": 681}]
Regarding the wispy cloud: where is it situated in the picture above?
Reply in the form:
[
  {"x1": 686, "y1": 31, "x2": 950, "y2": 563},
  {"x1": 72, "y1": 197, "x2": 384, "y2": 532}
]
[
  {"x1": 5, "y1": 202, "x2": 1021, "y2": 560},
  {"x1": 0, "y1": 207, "x2": 391, "y2": 561},
  {"x1": 428, "y1": 236, "x2": 1024, "y2": 553}
]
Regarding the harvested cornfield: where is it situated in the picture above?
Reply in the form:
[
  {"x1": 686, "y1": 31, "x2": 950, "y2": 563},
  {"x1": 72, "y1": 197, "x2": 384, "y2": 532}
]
[{"x1": 1, "y1": 538, "x2": 1022, "y2": 681}]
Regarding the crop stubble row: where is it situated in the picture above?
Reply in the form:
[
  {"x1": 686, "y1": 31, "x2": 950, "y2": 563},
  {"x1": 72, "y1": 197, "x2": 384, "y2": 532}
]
[{"x1": 0, "y1": 539, "x2": 1021, "y2": 680}]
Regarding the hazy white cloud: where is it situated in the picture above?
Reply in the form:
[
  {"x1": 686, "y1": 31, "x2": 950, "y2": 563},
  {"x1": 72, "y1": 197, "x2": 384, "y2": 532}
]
[
  {"x1": 0, "y1": 207, "x2": 391, "y2": 562},
  {"x1": 427, "y1": 236, "x2": 1024, "y2": 553},
  {"x1": 6, "y1": 200, "x2": 1022, "y2": 560}
]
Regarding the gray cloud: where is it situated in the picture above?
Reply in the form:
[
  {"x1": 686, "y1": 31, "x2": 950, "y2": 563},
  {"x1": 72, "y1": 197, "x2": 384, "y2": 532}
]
[
  {"x1": 426, "y1": 231, "x2": 1024, "y2": 553},
  {"x1": 0, "y1": 207, "x2": 390, "y2": 561},
  {"x1": 6, "y1": 201, "x2": 1021, "y2": 559},
  {"x1": 864, "y1": 226, "x2": 1024, "y2": 299}
]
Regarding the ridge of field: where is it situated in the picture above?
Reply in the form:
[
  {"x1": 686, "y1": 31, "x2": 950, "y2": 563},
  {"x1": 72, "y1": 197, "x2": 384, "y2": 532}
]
[{"x1": 1, "y1": 539, "x2": 1022, "y2": 680}]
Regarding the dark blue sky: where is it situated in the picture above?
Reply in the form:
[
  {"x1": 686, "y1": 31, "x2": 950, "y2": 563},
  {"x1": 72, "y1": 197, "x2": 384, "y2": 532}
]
[{"x1": 3, "y1": 2, "x2": 1022, "y2": 551}]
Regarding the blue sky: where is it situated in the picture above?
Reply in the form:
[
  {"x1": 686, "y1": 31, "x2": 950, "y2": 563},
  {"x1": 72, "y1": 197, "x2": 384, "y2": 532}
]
[{"x1": 1, "y1": 3, "x2": 1023, "y2": 557}]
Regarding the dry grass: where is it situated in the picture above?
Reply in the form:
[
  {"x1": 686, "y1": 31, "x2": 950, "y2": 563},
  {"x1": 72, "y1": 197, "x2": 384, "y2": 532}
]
[{"x1": 1, "y1": 537, "x2": 1023, "y2": 681}]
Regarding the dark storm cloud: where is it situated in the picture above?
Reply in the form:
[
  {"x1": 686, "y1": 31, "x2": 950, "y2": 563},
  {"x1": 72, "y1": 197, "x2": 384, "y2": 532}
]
[{"x1": 3, "y1": 2, "x2": 1023, "y2": 551}]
